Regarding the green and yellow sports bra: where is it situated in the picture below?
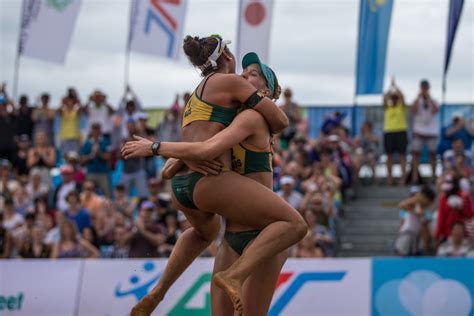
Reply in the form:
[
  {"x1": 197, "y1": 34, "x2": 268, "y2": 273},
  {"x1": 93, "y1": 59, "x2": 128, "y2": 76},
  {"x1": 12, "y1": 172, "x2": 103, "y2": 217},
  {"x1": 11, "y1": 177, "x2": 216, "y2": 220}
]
[
  {"x1": 182, "y1": 74, "x2": 237, "y2": 128},
  {"x1": 231, "y1": 143, "x2": 272, "y2": 175}
]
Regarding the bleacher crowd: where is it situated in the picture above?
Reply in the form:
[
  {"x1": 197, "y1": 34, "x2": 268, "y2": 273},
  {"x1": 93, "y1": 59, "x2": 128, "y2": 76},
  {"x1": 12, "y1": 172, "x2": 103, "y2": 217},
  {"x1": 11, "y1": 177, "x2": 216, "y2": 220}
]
[{"x1": 0, "y1": 80, "x2": 472, "y2": 260}]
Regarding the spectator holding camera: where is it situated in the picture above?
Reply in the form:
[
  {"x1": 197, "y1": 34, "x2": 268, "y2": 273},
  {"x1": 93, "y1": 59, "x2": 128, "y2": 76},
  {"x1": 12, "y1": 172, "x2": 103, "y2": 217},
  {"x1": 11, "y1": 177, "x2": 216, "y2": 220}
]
[
  {"x1": 446, "y1": 112, "x2": 474, "y2": 150},
  {"x1": 277, "y1": 176, "x2": 303, "y2": 210},
  {"x1": 394, "y1": 186, "x2": 436, "y2": 256},
  {"x1": 58, "y1": 88, "x2": 84, "y2": 154},
  {"x1": 411, "y1": 80, "x2": 439, "y2": 183},
  {"x1": 85, "y1": 90, "x2": 114, "y2": 139},
  {"x1": 383, "y1": 79, "x2": 408, "y2": 185},
  {"x1": 435, "y1": 176, "x2": 473, "y2": 243},
  {"x1": 279, "y1": 88, "x2": 301, "y2": 147},
  {"x1": 32, "y1": 93, "x2": 55, "y2": 144}
]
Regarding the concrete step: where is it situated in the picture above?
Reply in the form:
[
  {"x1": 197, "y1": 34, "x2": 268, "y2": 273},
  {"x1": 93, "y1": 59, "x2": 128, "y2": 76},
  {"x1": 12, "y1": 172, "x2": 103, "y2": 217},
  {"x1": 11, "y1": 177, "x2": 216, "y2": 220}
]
[
  {"x1": 344, "y1": 211, "x2": 400, "y2": 220},
  {"x1": 340, "y1": 235, "x2": 395, "y2": 245}
]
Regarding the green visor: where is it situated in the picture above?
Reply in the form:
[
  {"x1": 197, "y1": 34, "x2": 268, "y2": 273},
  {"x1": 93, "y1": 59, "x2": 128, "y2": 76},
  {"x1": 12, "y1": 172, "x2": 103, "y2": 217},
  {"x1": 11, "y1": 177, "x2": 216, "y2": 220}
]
[{"x1": 242, "y1": 52, "x2": 276, "y2": 98}]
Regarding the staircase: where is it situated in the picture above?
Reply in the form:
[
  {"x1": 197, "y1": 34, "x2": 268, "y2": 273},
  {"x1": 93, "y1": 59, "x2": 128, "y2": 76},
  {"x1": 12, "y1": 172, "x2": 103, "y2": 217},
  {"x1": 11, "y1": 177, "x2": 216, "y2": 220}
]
[{"x1": 338, "y1": 185, "x2": 409, "y2": 257}]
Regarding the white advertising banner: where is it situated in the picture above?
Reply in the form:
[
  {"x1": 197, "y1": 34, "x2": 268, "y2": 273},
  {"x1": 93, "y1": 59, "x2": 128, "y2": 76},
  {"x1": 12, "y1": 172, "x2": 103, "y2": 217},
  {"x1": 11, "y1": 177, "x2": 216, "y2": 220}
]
[
  {"x1": 129, "y1": 0, "x2": 188, "y2": 60},
  {"x1": 19, "y1": 0, "x2": 82, "y2": 64},
  {"x1": 78, "y1": 258, "x2": 371, "y2": 316},
  {"x1": 236, "y1": 0, "x2": 274, "y2": 67},
  {"x1": 0, "y1": 259, "x2": 82, "y2": 316}
]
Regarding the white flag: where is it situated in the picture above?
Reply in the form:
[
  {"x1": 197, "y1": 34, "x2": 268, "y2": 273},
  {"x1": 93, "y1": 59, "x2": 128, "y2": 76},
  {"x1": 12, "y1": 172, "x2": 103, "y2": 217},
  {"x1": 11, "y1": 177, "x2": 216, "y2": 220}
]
[
  {"x1": 129, "y1": 0, "x2": 188, "y2": 60},
  {"x1": 236, "y1": 0, "x2": 274, "y2": 67},
  {"x1": 19, "y1": 0, "x2": 82, "y2": 64}
]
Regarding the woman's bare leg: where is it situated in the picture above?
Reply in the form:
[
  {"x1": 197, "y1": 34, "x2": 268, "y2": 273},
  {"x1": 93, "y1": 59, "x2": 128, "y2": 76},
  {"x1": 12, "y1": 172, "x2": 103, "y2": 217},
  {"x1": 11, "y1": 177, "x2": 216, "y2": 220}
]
[
  {"x1": 131, "y1": 196, "x2": 219, "y2": 316},
  {"x1": 193, "y1": 172, "x2": 307, "y2": 314},
  {"x1": 212, "y1": 239, "x2": 288, "y2": 316},
  {"x1": 211, "y1": 241, "x2": 238, "y2": 316}
]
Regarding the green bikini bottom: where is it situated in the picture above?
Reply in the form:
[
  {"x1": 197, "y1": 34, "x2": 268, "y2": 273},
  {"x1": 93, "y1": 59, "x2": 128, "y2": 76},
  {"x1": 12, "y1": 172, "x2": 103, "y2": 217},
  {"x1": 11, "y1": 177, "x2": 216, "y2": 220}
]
[
  {"x1": 171, "y1": 172, "x2": 205, "y2": 209},
  {"x1": 224, "y1": 230, "x2": 261, "y2": 255}
]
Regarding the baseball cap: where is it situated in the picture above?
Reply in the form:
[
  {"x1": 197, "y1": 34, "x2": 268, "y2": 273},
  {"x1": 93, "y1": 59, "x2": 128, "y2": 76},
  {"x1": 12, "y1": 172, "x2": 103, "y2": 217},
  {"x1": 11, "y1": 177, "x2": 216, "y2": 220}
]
[
  {"x1": 66, "y1": 151, "x2": 79, "y2": 161},
  {"x1": 409, "y1": 186, "x2": 421, "y2": 195},
  {"x1": 280, "y1": 176, "x2": 295, "y2": 186},
  {"x1": 242, "y1": 52, "x2": 276, "y2": 98}
]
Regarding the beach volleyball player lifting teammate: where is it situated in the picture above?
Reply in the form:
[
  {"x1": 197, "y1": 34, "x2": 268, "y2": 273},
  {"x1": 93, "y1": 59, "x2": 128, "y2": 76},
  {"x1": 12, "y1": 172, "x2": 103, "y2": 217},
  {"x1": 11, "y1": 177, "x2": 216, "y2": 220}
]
[{"x1": 122, "y1": 34, "x2": 307, "y2": 315}]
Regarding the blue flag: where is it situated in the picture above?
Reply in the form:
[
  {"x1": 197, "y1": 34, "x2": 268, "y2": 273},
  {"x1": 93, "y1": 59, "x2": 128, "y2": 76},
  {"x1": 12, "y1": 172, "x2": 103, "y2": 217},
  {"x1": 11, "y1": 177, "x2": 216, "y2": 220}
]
[
  {"x1": 443, "y1": 0, "x2": 464, "y2": 93},
  {"x1": 356, "y1": 0, "x2": 394, "y2": 95}
]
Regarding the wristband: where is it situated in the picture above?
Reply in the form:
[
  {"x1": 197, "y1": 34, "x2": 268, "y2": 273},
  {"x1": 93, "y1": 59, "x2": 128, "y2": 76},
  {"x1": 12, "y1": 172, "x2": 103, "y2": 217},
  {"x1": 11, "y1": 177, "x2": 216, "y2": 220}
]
[{"x1": 244, "y1": 91, "x2": 265, "y2": 109}]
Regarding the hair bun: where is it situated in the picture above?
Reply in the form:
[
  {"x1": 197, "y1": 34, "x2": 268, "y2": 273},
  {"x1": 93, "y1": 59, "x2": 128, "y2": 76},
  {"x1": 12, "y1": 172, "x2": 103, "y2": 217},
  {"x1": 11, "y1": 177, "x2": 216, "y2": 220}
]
[{"x1": 183, "y1": 35, "x2": 202, "y2": 59}]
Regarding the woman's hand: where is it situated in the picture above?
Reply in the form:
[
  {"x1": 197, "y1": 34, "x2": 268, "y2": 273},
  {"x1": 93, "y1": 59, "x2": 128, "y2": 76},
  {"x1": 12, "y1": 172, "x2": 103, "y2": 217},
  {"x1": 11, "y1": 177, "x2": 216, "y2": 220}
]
[
  {"x1": 121, "y1": 135, "x2": 154, "y2": 159},
  {"x1": 184, "y1": 159, "x2": 222, "y2": 176}
]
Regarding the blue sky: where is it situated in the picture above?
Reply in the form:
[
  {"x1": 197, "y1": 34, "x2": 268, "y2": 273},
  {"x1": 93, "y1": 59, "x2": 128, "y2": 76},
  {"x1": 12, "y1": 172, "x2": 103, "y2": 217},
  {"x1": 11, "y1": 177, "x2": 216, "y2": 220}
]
[{"x1": 0, "y1": 0, "x2": 473, "y2": 108}]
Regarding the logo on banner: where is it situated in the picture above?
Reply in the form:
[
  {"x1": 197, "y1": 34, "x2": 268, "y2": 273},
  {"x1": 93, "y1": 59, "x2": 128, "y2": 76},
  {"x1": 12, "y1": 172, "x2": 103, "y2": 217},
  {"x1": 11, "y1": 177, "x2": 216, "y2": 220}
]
[
  {"x1": 115, "y1": 262, "x2": 161, "y2": 301},
  {"x1": 372, "y1": 259, "x2": 474, "y2": 316},
  {"x1": 145, "y1": 0, "x2": 181, "y2": 57},
  {"x1": 0, "y1": 293, "x2": 24, "y2": 311},
  {"x1": 368, "y1": 0, "x2": 386, "y2": 12},
  {"x1": 46, "y1": 0, "x2": 73, "y2": 12},
  {"x1": 244, "y1": 0, "x2": 266, "y2": 26}
]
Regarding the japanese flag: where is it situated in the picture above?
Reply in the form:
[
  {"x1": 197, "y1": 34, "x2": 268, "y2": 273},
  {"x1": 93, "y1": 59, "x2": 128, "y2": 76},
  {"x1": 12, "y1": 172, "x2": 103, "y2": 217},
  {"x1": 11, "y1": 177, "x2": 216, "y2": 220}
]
[{"x1": 236, "y1": 0, "x2": 274, "y2": 68}]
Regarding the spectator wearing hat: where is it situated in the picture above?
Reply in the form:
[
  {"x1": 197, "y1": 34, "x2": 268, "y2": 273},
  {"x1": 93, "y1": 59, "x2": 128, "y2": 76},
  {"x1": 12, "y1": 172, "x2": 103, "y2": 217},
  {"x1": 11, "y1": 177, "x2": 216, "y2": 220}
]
[
  {"x1": 277, "y1": 176, "x2": 303, "y2": 210},
  {"x1": 27, "y1": 130, "x2": 56, "y2": 187},
  {"x1": 280, "y1": 88, "x2": 301, "y2": 147},
  {"x1": 53, "y1": 165, "x2": 82, "y2": 212},
  {"x1": 58, "y1": 88, "x2": 85, "y2": 155},
  {"x1": 65, "y1": 151, "x2": 86, "y2": 184},
  {"x1": 383, "y1": 79, "x2": 408, "y2": 185},
  {"x1": 85, "y1": 90, "x2": 115, "y2": 140},
  {"x1": 411, "y1": 80, "x2": 439, "y2": 183},
  {"x1": 446, "y1": 112, "x2": 474, "y2": 150},
  {"x1": 0, "y1": 90, "x2": 17, "y2": 163},
  {"x1": 80, "y1": 123, "x2": 112, "y2": 197},
  {"x1": 32, "y1": 93, "x2": 55, "y2": 145},
  {"x1": 15, "y1": 94, "x2": 34, "y2": 140},
  {"x1": 120, "y1": 119, "x2": 148, "y2": 197},
  {"x1": 64, "y1": 191, "x2": 92, "y2": 234},
  {"x1": 0, "y1": 213, "x2": 13, "y2": 258},
  {"x1": 122, "y1": 201, "x2": 166, "y2": 258}
]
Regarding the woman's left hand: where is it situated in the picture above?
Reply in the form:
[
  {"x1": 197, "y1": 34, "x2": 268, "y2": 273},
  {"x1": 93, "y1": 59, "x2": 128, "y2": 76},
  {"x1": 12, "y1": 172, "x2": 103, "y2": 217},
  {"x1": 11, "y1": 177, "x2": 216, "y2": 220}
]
[{"x1": 121, "y1": 135, "x2": 154, "y2": 159}]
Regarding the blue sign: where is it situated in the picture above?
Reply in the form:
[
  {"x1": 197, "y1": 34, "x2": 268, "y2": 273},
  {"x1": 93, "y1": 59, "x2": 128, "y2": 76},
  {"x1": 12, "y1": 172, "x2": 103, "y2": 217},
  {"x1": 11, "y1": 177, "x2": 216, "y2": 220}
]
[
  {"x1": 356, "y1": 0, "x2": 394, "y2": 95},
  {"x1": 372, "y1": 258, "x2": 474, "y2": 316}
]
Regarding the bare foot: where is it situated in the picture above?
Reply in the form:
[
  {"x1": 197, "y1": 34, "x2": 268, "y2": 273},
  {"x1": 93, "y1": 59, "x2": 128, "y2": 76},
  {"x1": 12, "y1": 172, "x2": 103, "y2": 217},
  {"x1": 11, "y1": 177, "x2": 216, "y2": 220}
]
[
  {"x1": 213, "y1": 272, "x2": 243, "y2": 316},
  {"x1": 130, "y1": 294, "x2": 162, "y2": 316}
]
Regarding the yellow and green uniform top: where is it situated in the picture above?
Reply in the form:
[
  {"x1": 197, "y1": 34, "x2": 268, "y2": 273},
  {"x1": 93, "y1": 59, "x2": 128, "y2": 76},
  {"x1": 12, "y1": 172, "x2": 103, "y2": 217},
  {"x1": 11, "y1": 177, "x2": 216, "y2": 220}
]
[
  {"x1": 231, "y1": 142, "x2": 272, "y2": 175},
  {"x1": 384, "y1": 101, "x2": 407, "y2": 133},
  {"x1": 182, "y1": 93, "x2": 237, "y2": 128}
]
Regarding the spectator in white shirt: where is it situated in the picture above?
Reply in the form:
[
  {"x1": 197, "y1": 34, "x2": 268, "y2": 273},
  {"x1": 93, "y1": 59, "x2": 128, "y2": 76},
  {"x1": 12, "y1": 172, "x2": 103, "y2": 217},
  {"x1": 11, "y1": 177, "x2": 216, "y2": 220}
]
[
  {"x1": 411, "y1": 80, "x2": 439, "y2": 184},
  {"x1": 85, "y1": 90, "x2": 114, "y2": 139},
  {"x1": 277, "y1": 176, "x2": 303, "y2": 210}
]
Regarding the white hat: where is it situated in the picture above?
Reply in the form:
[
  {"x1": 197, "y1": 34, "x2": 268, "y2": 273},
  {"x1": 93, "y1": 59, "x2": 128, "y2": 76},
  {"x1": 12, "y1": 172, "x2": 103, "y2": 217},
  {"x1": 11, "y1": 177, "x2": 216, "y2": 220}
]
[
  {"x1": 328, "y1": 134, "x2": 340, "y2": 142},
  {"x1": 452, "y1": 112, "x2": 463, "y2": 120},
  {"x1": 280, "y1": 176, "x2": 295, "y2": 186}
]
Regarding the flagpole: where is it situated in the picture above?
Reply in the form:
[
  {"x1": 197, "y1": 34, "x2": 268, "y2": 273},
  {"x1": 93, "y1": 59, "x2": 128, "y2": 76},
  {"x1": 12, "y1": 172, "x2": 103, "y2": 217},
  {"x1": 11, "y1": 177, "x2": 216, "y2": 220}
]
[
  {"x1": 13, "y1": 0, "x2": 26, "y2": 100},
  {"x1": 124, "y1": 0, "x2": 134, "y2": 92}
]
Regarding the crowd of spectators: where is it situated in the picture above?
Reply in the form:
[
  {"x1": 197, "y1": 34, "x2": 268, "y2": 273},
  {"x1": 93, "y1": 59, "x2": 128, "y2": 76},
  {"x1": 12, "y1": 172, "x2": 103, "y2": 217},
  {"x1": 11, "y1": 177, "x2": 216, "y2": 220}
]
[{"x1": 0, "y1": 80, "x2": 472, "y2": 260}]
